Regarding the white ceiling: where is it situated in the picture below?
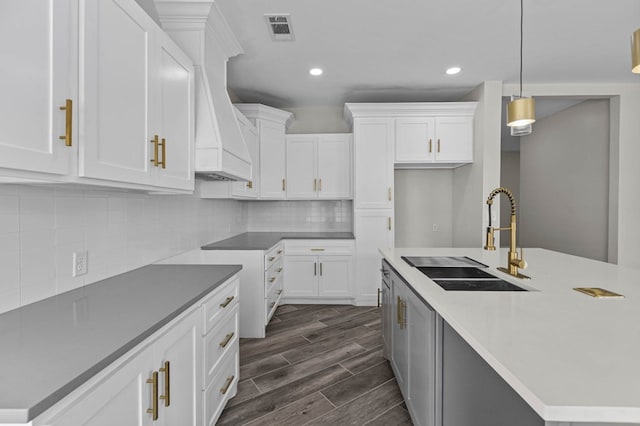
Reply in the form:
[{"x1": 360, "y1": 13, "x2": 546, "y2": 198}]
[{"x1": 217, "y1": 0, "x2": 640, "y2": 109}]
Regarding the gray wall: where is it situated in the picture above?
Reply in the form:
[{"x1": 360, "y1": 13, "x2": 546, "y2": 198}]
[
  {"x1": 500, "y1": 151, "x2": 520, "y2": 246},
  {"x1": 519, "y1": 99, "x2": 609, "y2": 261},
  {"x1": 285, "y1": 106, "x2": 350, "y2": 134},
  {"x1": 395, "y1": 170, "x2": 453, "y2": 247}
]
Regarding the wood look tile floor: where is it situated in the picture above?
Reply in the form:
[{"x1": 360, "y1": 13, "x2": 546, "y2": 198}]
[{"x1": 217, "y1": 305, "x2": 413, "y2": 426}]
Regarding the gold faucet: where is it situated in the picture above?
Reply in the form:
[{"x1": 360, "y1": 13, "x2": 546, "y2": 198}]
[{"x1": 484, "y1": 187, "x2": 530, "y2": 279}]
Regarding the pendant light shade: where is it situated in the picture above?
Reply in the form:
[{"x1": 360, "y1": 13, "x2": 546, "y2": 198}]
[
  {"x1": 632, "y1": 28, "x2": 640, "y2": 73},
  {"x1": 507, "y1": 97, "x2": 535, "y2": 127}
]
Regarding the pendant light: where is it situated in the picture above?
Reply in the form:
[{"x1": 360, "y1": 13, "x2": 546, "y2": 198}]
[
  {"x1": 507, "y1": 0, "x2": 535, "y2": 127},
  {"x1": 632, "y1": 28, "x2": 640, "y2": 73}
]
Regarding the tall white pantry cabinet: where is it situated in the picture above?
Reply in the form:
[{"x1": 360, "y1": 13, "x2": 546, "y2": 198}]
[{"x1": 345, "y1": 103, "x2": 476, "y2": 306}]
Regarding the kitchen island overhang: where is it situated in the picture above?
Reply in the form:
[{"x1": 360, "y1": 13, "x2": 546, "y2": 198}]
[{"x1": 380, "y1": 247, "x2": 640, "y2": 424}]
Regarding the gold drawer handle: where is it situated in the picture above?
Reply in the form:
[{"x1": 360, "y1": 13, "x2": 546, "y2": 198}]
[
  {"x1": 159, "y1": 361, "x2": 170, "y2": 407},
  {"x1": 268, "y1": 256, "x2": 276, "y2": 261},
  {"x1": 269, "y1": 277, "x2": 276, "y2": 283},
  {"x1": 310, "y1": 248, "x2": 325, "y2": 252},
  {"x1": 282, "y1": 178, "x2": 286, "y2": 191},
  {"x1": 219, "y1": 332, "x2": 235, "y2": 348},
  {"x1": 150, "y1": 135, "x2": 159, "y2": 167},
  {"x1": 220, "y1": 375, "x2": 235, "y2": 395},
  {"x1": 318, "y1": 178, "x2": 322, "y2": 191},
  {"x1": 437, "y1": 138, "x2": 441, "y2": 153},
  {"x1": 246, "y1": 180, "x2": 253, "y2": 189},
  {"x1": 220, "y1": 296, "x2": 235, "y2": 308},
  {"x1": 159, "y1": 137, "x2": 166, "y2": 169},
  {"x1": 146, "y1": 371, "x2": 159, "y2": 420},
  {"x1": 277, "y1": 268, "x2": 283, "y2": 273},
  {"x1": 59, "y1": 99, "x2": 73, "y2": 147},
  {"x1": 429, "y1": 139, "x2": 432, "y2": 153}
]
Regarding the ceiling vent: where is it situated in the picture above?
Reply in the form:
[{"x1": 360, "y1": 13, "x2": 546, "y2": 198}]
[{"x1": 265, "y1": 14, "x2": 294, "y2": 41}]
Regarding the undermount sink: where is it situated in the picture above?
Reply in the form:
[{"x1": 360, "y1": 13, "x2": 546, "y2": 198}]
[
  {"x1": 416, "y1": 266, "x2": 496, "y2": 279},
  {"x1": 433, "y1": 279, "x2": 527, "y2": 292}
]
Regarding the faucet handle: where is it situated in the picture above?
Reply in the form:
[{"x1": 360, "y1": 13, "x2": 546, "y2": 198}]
[{"x1": 511, "y1": 247, "x2": 527, "y2": 269}]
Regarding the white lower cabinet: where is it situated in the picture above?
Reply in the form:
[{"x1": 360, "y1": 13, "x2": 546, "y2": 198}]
[
  {"x1": 39, "y1": 275, "x2": 239, "y2": 426},
  {"x1": 283, "y1": 240, "x2": 354, "y2": 303},
  {"x1": 386, "y1": 262, "x2": 439, "y2": 426},
  {"x1": 354, "y1": 210, "x2": 393, "y2": 305}
]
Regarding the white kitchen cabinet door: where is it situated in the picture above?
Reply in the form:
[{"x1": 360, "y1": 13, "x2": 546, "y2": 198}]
[
  {"x1": 354, "y1": 210, "x2": 393, "y2": 304},
  {"x1": 284, "y1": 255, "x2": 318, "y2": 298},
  {"x1": 79, "y1": 0, "x2": 155, "y2": 185},
  {"x1": 353, "y1": 118, "x2": 394, "y2": 209},
  {"x1": 407, "y1": 291, "x2": 437, "y2": 426},
  {"x1": 48, "y1": 346, "x2": 154, "y2": 426},
  {"x1": 381, "y1": 271, "x2": 392, "y2": 360},
  {"x1": 434, "y1": 116, "x2": 473, "y2": 163},
  {"x1": 259, "y1": 120, "x2": 287, "y2": 199},
  {"x1": 231, "y1": 111, "x2": 258, "y2": 198},
  {"x1": 317, "y1": 134, "x2": 352, "y2": 199},
  {"x1": 153, "y1": 33, "x2": 194, "y2": 191},
  {"x1": 395, "y1": 118, "x2": 435, "y2": 163},
  {"x1": 153, "y1": 308, "x2": 201, "y2": 426},
  {"x1": 285, "y1": 135, "x2": 317, "y2": 199},
  {"x1": 0, "y1": 0, "x2": 75, "y2": 175},
  {"x1": 318, "y1": 256, "x2": 352, "y2": 298}
]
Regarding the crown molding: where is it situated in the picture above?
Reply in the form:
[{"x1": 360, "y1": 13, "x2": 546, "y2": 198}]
[{"x1": 235, "y1": 104, "x2": 295, "y2": 128}]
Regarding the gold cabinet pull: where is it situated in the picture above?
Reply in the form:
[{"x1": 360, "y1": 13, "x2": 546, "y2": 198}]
[
  {"x1": 310, "y1": 248, "x2": 325, "y2": 252},
  {"x1": 318, "y1": 178, "x2": 322, "y2": 191},
  {"x1": 377, "y1": 288, "x2": 381, "y2": 308},
  {"x1": 319, "y1": 262, "x2": 323, "y2": 276},
  {"x1": 219, "y1": 332, "x2": 235, "y2": 348},
  {"x1": 277, "y1": 268, "x2": 283, "y2": 273},
  {"x1": 159, "y1": 361, "x2": 170, "y2": 407},
  {"x1": 388, "y1": 217, "x2": 392, "y2": 231},
  {"x1": 313, "y1": 178, "x2": 317, "y2": 191},
  {"x1": 277, "y1": 289, "x2": 283, "y2": 295},
  {"x1": 429, "y1": 138, "x2": 432, "y2": 153},
  {"x1": 220, "y1": 296, "x2": 235, "y2": 308},
  {"x1": 246, "y1": 180, "x2": 253, "y2": 189},
  {"x1": 277, "y1": 249, "x2": 283, "y2": 254},
  {"x1": 437, "y1": 138, "x2": 441, "y2": 153},
  {"x1": 58, "y1": 99, "x2": 73, "y2": 147},
  {"x1": 268, "y1": 256, "x2": 275, "y2": 261},
  {"x1": 402, "y1": 299, "x2": 408, "y2": 329},
  {"x1": 220, "y1": 375, "x2": 235, "y2": 395},
  {"x1": 150, "y1": 135, "x2": 159, "y2": 167},
  {"x1": 388, "y1": 187, "x2": 392, "y2": 201},
  {"x1": 146, "y1": 371, "x2": 159, "y2": 420},
  {"x1": 314, "y1": 262, "x2": 317, "y2": 276},
  {"x1": 159, "y1": 137, "x2": 166, "y2": 169},
  {"x1": 269, "y1": 277, "x2": 276, "y2": 283},
  {"x1": 396, "y1": 296, "x2": 401, "y2": 325},
  {"x1": 282, "y1": 178, "x2": 286, "y2": 191}
]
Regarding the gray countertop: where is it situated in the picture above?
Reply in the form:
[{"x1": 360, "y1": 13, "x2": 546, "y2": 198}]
[
  {"x1": 201, "y1": 232, "x2": 355, "y2": 251},
  {"x1": 0, "y1": 264, "x2": 242, "y2": 423}
]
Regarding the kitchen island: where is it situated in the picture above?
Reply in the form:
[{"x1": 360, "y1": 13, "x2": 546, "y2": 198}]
[{"x1": 381, "y1": 247, "x2": 640, "y2": 426}]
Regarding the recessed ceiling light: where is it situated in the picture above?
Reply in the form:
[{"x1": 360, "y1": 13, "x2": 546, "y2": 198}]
[
  {"x1": 309, "y1": 68, "x2": 323, "y2": 76},
  {"x1": 446, "y1": 67, "x2": 461, "y2": 75}
]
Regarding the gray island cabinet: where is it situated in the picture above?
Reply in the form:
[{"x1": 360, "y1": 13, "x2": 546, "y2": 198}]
[{"x1": 380, "y1": 248, "x2": 640, "y2": 426}]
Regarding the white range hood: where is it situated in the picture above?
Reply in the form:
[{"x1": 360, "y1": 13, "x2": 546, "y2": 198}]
[{"x1": 155, "y1": 0, "x2": 251, "y2": 181}]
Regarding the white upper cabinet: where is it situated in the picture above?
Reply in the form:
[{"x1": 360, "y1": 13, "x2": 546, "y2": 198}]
[
  {"x1": 0, "y1": 0, "x2": 195, "y2": 192},
  {"x1": 0, "y1": 0, "x2": 75, "y2": 176},
  {"x1": 285, "y1": 133, "x2": 352, "y2": 200},
  {"x1": 433, "y1": 116, "x2": 473, "y2": 163},
  {"x1": 230, "y1": 109, "x2": 259, "y2": 198},
  {"x1": 395, "y1": 118, "x2": 436, "y2": 163},
  {"x1": 352, "y1": 118, "x2": 394, "y2": 209},
  {"x1": 80, "y1": 0, "x2": 194, "y2": 191}
]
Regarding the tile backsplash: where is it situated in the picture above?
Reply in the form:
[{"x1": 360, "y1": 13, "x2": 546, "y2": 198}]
[
  {"x1": 247, "y1": 200, "x2": 353, "y2": 232},
  {"x1": 0, "y1": 185, "x2": 247, "y2": 314}
]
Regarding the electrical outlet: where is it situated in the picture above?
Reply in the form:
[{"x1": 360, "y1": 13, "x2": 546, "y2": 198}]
[
  {"x1": 72, "y1": 250, "x2": 88, "y2": 277},
  {"x1": 432, "y1": 224, "x2": 439, "y2": 232}
]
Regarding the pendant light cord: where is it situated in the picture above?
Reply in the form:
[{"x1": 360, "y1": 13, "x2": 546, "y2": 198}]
[{"x1": 519, "y1": 0, "x2": 524, "y2": 98}]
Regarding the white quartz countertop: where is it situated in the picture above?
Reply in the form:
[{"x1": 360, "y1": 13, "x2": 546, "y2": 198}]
[{"x1": 380, "y1": 248, "x2": 640, "y2": 424}]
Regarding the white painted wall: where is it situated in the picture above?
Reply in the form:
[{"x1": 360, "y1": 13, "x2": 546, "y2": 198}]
[
  {"x1": 453, "y1": 81, "x2": 503, "y2": 247},
  {"x1": 285, "y1": 106, "x2": 350, "y2": 134},
  {"x1": 0, "y1": 185, "x2": 247, "y2": 314},
  {"x1": 394, "y1": 170, "x2": 453, "y2": 247},
  {"x1": 247, "y1": 200, "x2": 352, "y2": 232},
  {"x1": 500, "y1": 151, "x2": 520, "y2": 246},
  {"x1": 519, "y1": 100, "x2": 609, "y2": 261},
  {"x1": 502, "y1": 83, "x2": 640, "y2": 268}
]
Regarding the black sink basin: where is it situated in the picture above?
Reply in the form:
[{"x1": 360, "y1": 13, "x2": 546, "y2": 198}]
[
  {"x1": 417, "y1": 267, "x2": 496, "y2": 279},
  {"x1": 433, "y1": 279, "x2": 526, "y2": 292}
]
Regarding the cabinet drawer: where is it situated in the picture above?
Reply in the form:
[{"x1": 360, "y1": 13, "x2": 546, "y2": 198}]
[
  {"x1": 264, "y1": 258, "x2": 284, "y2": 292},
  {"x1": 202, "y1": 276, "x2": 239, "y2": 335},
  {"x1": 204, "y1": 349, "x2": 238, "y2": 426},
  {"x1": 284, "y1": 240, "x2": 354, "y2": 256},
  {"x1": 204, "y1": 305, "x2": 238, "y2": 387},
  {"x1": 266, "y1": 278, "x2": 284, "y2": 322},
  {"x1": 264, "y1": 243, "x2": 284, "y2": 270}
]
